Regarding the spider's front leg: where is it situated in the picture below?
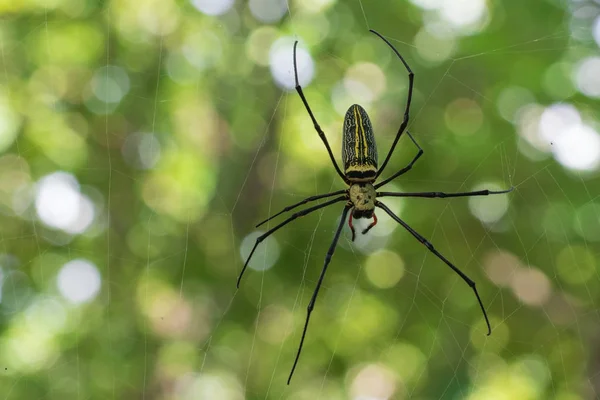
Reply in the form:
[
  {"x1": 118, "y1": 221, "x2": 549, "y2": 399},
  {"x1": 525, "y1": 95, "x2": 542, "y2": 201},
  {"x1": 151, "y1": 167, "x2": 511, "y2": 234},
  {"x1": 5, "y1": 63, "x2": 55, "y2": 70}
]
[
  {"x1": 293, "y1": 41, "x2": 347, "y2": 184},
  {"x1": 370, "y1": 29, "x2": 415, "y2": 179},
  {"x1": 237, "y1": 196, "x2": 346, "y2": 288}
]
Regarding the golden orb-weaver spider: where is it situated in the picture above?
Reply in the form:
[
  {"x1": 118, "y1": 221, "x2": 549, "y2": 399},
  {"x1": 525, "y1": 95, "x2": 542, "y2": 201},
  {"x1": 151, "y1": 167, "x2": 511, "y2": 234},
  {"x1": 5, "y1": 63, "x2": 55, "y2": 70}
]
[{"x1": 237, "y1": 29, "x2": 513, "y2": 384}]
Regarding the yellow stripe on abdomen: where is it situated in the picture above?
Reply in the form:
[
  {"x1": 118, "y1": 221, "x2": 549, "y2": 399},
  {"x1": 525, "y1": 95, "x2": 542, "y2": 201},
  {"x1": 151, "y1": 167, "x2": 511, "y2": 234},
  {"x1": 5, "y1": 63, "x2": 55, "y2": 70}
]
[
  {"x1": 353, "y1": 105, "x2": 360, "y2": 159},
  {"x1": 356, "y1": 105, "x2": 368, "y2": 158}
]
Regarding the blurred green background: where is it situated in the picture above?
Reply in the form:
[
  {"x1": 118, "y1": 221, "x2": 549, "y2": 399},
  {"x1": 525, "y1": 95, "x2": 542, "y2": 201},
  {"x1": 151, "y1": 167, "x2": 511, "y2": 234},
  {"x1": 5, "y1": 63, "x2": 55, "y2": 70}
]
[{"x1": 1, "y1": 0, "x2": 600, "y2": 398}]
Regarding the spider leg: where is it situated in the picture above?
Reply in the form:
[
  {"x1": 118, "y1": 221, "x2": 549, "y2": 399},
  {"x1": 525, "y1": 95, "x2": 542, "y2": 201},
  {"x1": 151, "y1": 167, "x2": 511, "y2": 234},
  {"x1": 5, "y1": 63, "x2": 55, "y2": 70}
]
[
  {"x1": 237, "y1": 196, "x2": 346, "y2": 288},
  {"x1": 361, "y1": 213, "x2": 378, "y2": 235},
  {"x1": 369, "y1": 30, "x2": 415, "y2": 179},
  {"x1": 376, "y1": 201, "x2": 492, "y2": 336},
  {"x1": 375, "y1": 131, "x2": 423, "y2": 189},
  {"x1": 377, "y1": 187, "x2": 514, "y2": 199},
  {"x1": 288, "y1": 205, "x2": 352, "y2": 384},
  {"x1": 293, "y1": 42, "x2": 347, "y2": 184},
  {"x1": 348, "y1": 212, "x2": 356, "y2": 242},
  {"x1": 256, "y1": 189, "x2": 347, "y2": 228}
]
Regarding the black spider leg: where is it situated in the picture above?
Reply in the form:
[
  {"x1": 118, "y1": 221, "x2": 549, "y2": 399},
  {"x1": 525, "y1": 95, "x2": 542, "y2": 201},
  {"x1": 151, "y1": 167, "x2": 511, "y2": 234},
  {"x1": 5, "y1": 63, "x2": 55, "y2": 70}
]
[
  {"x1": 256, "y1": 189, "x2": 347, "y2": 228},
  {"x1": 237, "y1": 196, "x2": 346, "y2": 288},
  {"x1": 376, "y1": 202, "x2": 492, "y2": 336},
  {"x1": 378, "y1": 187, "x2": 514, "y2": 199},
  {"x1": 369, "y1": 29, "x2": 414, "y2": 179},
  {"x1": 375, "y1": 131, "x2": 423, "y2": 189},
  {"x1": 288, "y1": 205, "x2": 351, "y2": 384},
  {"x1": 293, "y1": 41, "x2": 347, "y2": 184}
]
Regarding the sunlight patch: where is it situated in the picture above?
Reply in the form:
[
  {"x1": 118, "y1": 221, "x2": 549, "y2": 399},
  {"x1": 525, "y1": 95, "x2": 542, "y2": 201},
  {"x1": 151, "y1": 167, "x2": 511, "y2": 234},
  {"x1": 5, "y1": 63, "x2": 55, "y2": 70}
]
[
  {"x1": 365, "y1": 249, "x2": 405, "y2": 289},
  {"x1": 510, "y1": 267, "x2": 552, "y2": 307},
  {"x1": 56, "y1": 259, "x2": 101, "y2": 304},
  {"x1": 350, "y1": 363, "x2": 398, "y2": 400},
  {"x1": 468, "y1": 182, "x2": 510, "y2": 224},
  {"x1": 517, "y1": 103, "x2": 600, "y2": 171},
  {"x1": 137, "y1": 0, "x2": 180, "y2": 36},
  {"x1": 246, "y1": 27, "x2": 278, "y2": 67},
  {"x1": 0, "y1": 91, "x2": 21, "y2": 153},
  {"x1": 191, "y1": 0, "x2": 234, "y2": 16},
  {"x1": 240, "y1": 231, "x2": 280, "y2": 272},
  {"x1": 175, "y1": 372, "x2": 243, "y2": 400},
  {"x1": 91, "y1": 65, "x2": 130, "y2": 104},
  {"x1": 574, "y1": 56, "x2": 600, "y2": 98},
  {"x1": 270, "y1": 38, "x2": 314, "y2": 90},
  {"x1": 445, "y1": 98, "x2": 483, "y2": 136},
  {"x1": 483, "y1": 250, "x2": 520, "y2": 288},
  {"x1": 414, "y1": 27, "x2": 456, "y2": 63},
  {"x1": 344, "y1": 62, "x2": 387, "y2": 104},
  {"x1": 594, "y1": 15, "x2": 600, "y2": 48},
  {"x1": 410, "y1": 0, "x2": 488, "y2": 33},
  {"x1": 497, "y1": 86, "x2": 535, "y2": 123},
  {"x1": 538, "y1": 103, "x2": 581, "y2": 144},
  {"x1": 182, "y1": 31, "x2": 223, "y2": 71},
  {"x1": 121, "y1": 132, "x2": 161, "y2": 170},
  {"x1": 556, "y1": 245, "x2": 596, "y2": 286},
  {"x1": 552, "y1": 123, "x2": 600, "y2": 171},
  {"x1": 0, "y1": 300, "x2": 63, "y2": 373},
  {"x1": 256, "y1": 304, "x2": 293, "y2": 344},
  {"x1": 440, "y1": 0, "x2": 486, "y2": 28},
  {"x1": 35, "y1": 172, "x2": 95, "y2": 234},
  {"x1": 381, "y1": 342, "x2": 427, "y2": 386},
  {"x1": 300, "y1": 0, "x2": 336, "y2": 13},
  {"x1": 466, "y1": 357, "x2": 547, "y2": 400},
  {"x1": 249, "y1": 0, "x2": 287, "y2": 23}
]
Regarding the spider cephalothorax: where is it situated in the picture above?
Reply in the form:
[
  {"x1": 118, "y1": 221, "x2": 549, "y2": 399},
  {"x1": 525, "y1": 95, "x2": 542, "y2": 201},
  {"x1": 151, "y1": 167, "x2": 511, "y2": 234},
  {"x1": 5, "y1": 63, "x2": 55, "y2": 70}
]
[
  {"x1": 347, "y1": 182, "x2": 377, "y2": 240},
  {"x1": 237, "y1": 29, "x2": 513, "y2": 385},
  {"x1": 348, "y1": 183, "x2": 376, "y2": 215}
]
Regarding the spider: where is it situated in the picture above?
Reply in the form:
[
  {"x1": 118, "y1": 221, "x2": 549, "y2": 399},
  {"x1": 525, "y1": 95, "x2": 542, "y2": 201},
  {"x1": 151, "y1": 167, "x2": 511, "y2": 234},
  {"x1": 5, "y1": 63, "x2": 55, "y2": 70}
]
[{"x1": 237, "y1": 30, "x2": 513, "y2": 384}]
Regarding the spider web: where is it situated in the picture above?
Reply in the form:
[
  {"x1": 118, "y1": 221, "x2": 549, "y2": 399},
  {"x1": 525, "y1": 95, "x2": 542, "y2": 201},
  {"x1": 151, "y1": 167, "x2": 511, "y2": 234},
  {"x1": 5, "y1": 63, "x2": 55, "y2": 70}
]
[
  {"x1": 203, "y1": 3, "x2": 599, "y2": 399},
  {"x1": 0, "y1": 1, "x2": 599, "y2": 400}
]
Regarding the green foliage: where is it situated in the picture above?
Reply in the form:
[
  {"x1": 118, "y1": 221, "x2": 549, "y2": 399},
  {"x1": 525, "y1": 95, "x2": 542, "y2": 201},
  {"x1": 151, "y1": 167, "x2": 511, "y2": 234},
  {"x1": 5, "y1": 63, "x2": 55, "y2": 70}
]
[{"x1": 0, "y1": 0, "x2": 599, "y2": 399}]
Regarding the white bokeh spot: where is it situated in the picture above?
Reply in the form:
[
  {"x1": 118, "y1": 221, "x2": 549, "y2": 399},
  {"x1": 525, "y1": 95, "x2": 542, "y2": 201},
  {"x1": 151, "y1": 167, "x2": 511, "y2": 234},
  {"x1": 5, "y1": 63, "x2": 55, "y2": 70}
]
[
  {"x1": 191, "y1": 0, "x2": 235, "y2": 16},
  {"x1": 552, "y1": 124, "x2": 600, "y2": 172},
  {"x1": 594, "y1": 15, "x2": 600, "y2": 48},
  {"x1": 57, "y1": 259, "x2": 102, "y2": 304},
  {"x1": 92, "y1": 66, "x2": 130, "y2": 104},
  {"x1": 440, "y1": 0, "x2": 486, "y2": 27},
  {"x1": 575, "y1": 56, "x2": 600, "y2": 98},
  {"x1": 35, "y1": 172, "x2": 96, "y2": 234},
  {"x1": 538, "y1": 103, "x2": 581, "y2": 144},
  {"x1": 538, "y1": 103, "x2": 600, "y2": 171},
  {"x1": 240, "y1": 231, "x2": 280, "y2": 272},
  {"x1": 122, "y1": 132, "x2": 161, "y2": 170},
  {"x1": 0, "y1": 91, "x2": 21, "y2": 153},
  {"x1": 249, "y1": 0, "x2": 287, "y2": 23},
  {"x1": 469, "y1": 183, "x2": 510, "y2": 224},
  {"x1": 269, "y1": 38, "x2": 314, "y2": 90}
]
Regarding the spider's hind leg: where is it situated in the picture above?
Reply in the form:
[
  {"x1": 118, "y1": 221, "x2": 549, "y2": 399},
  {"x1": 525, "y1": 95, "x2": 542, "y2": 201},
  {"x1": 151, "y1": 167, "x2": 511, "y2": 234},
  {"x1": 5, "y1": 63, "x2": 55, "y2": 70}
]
[
  {"x1": 361, "y1": 213, "x2": 378, "y2": 235},
  {"x1": 348, "y1": 213, "x2": 357, "y2": 242}
]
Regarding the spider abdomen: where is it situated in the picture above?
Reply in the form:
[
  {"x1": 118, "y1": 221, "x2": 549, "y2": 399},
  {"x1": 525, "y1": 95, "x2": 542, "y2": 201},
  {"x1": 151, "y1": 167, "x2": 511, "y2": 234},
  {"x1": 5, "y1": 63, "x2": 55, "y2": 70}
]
[{"x1": 342, "y1": 104, "x2": 378, "y2": 182}]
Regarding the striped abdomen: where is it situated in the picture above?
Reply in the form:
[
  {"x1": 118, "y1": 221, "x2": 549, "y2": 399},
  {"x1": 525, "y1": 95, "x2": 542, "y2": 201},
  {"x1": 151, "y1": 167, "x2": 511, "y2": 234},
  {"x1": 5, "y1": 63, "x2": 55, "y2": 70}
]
[{"x1": 342, "y1": 104, "x2": 378, "y2": 182}]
